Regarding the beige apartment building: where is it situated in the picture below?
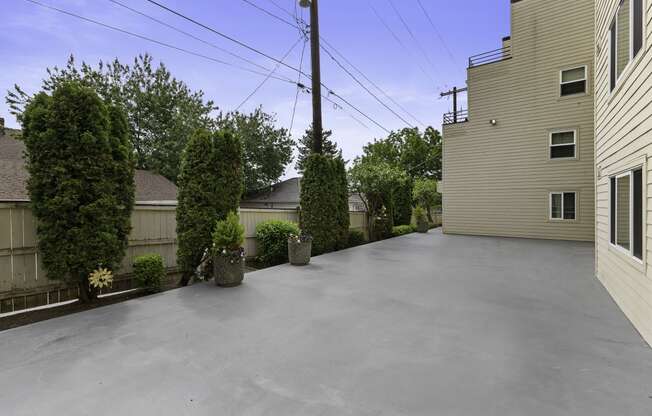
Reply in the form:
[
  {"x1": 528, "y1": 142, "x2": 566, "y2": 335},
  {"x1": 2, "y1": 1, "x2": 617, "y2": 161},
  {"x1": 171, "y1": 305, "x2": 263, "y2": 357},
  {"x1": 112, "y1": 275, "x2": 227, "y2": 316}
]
[
  {"x1": 594, "y1": 0, "x2": 651, "y2": 344},
  {"x1": 442, "y1": 0, "x2": 596, "y2": 241}
]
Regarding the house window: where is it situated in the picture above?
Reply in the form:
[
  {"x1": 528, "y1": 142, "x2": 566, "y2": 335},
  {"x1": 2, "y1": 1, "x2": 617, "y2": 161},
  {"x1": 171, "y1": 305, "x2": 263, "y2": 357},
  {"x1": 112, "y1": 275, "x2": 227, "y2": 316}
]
[
  {"x1": 550, "y1": 192, "x2": 576, "y2": 220},
  {"x1": 550, "y1": 130, "x2": 576, "y2": 159},
  {"x1": 609, "y1": 0, "x2": 645, "y2": 91},
  {"x1": 610, "y1": 168, "x2": 643, "y2": 260},
  {"x1": 560, "y1": 66, "x2": 587, "y2": 96}
]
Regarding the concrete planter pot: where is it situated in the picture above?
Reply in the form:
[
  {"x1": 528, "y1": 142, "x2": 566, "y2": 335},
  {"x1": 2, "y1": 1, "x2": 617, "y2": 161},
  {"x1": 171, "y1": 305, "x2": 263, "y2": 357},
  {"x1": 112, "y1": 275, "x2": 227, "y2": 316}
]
[
  {"x1": 213, "y1": 252, "x2": 245, "y2": 287},
  {"x1": 416, "y1": 220, "x2": 429, "y2": 233},
  {"x1": 288, "y1": 239, "x2": 311, "y2": 266}
]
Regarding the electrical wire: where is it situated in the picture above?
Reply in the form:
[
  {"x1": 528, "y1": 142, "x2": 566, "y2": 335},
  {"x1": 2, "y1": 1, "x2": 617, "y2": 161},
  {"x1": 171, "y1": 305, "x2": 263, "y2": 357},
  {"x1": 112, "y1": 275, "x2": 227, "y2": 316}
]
[
  {"x1": 24, "y1": 0, "x2": 296, "y2": 85},
  {"x1": 107, "y1": 0, "x2": 291, "y2": 79},
  {"x1": 387, "y1": 0, "x2": 440, "y2": 79},
  {"x1": 415, "y1": 0, "x2": 457, "y2": 65},
  {"x1": 289, "y1": 39, "x2": 308, "y2": 134},
  {"x1": 236, "y1": 36, "x2": 303, "y2": 111}
]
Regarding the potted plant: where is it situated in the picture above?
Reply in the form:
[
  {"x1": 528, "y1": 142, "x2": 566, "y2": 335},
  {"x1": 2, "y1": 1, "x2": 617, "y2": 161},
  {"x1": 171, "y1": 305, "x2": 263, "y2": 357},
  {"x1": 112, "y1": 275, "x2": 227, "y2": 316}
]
[
  {"x1": 212, "y1": 211, "x2": 246, "y2": 287},
  {"x1": 414, "y1": 206, "x2": 429, "y2": 233},
  {"x1": 288, "y1": 232, "x2": 313, "y2": 265}
]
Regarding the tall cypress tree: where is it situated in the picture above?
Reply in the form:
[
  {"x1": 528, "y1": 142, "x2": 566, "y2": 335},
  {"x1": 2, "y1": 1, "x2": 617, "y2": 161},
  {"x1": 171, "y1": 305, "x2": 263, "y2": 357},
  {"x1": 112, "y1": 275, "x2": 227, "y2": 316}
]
[{"x1": 21, "y1": 82, "x2": 135, "y2": 302}]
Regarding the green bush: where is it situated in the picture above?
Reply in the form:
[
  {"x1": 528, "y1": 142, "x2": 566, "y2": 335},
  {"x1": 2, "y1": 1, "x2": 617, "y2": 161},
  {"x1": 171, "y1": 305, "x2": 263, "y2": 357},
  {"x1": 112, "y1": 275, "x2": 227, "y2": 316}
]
[
  {"x1": 133, "y1": 254, "x2": 165, "y2": 293},
  {"x1": 392, "y1": 179, "x2": 413, "y2": 226},
  {"x1": 300, "y1": 154, "x2": 349, "y2": 255},
  {"x1": 255, "y1": 220, "x2": 300, "y2": 266},
  {"x1": 21, "y1": 81, "x2": 135, "y2": 303},
  {"x1": 413, "y1": 206, "x2": 428, "y2": 224},
  {"x1": 347, "y1": 230, "x2": 366, "y2": 247},
  {"x1": 213, "y1": 211, "x2": 245, "y2": 252},
  {"x1": 392, "y1": 225, "x2": 416, "y2": 237}
]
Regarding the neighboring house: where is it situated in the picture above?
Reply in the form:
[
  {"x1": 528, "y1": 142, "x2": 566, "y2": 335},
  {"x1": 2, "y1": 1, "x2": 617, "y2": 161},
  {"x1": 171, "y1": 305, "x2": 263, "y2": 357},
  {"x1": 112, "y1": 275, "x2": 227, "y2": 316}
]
[
  {"x1": 442, "y1": 0, "x2": 595, "y2": 241},
  {"x1": 241, "y1": 177, "x2": 367, "y2": 212},
  {"x1": 594, "y1": 0, "x2": 651, "y2": 344}
]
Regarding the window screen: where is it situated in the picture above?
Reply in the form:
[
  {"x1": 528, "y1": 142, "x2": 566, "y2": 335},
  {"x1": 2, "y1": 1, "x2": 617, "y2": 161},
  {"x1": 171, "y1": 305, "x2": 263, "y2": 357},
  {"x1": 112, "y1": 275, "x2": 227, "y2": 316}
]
[
  {"x1": 610, "y1": 177, "x2": 616, "y2": 244},
  {"x1": 633, "y1": 168, "x2": 643, "y2": 259},
  {"x1": 550, "y1": 192, "x2": 575, "y2": 220},
  {"x1": 560, "y1": 67, "x2": 586, "y2": 96},
  {"x1": 551, "y1": 194, "x2": 562, "y2": 219},
  {"x1": 610, "y1": 19, "x2": 617, "y2": 90},
  {"x1": 633, "y1": 0, "x2": 643, "y2": 57},
  {"x1": 616, "y1": 175, "x2": 631, "y2": 250},
  {"x1": 563, "y1": 193, "x2": 576, "y2": 220},
  {"x1": 550, "y1": 131, "x2": 576, "y2": 159}
]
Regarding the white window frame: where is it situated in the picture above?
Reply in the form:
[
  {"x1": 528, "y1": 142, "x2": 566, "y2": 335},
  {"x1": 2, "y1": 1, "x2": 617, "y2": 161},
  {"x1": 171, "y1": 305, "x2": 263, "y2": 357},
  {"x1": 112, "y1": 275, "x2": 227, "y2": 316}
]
[
  {"x1": 559, "y1": 65, "x2": 588, "y2": 96},
  {"x1": 549, "y1": 129, "x2": 577, "y2": 160},
  {"x1": 549, "y1": 192, "x2": 576, "y2": 221},
  {"x1": 610, "y1": 169, "x2": 644, "y2": 263},
  {"x1": 609, "y1": 0, "x2": 646, "y2": 92}
]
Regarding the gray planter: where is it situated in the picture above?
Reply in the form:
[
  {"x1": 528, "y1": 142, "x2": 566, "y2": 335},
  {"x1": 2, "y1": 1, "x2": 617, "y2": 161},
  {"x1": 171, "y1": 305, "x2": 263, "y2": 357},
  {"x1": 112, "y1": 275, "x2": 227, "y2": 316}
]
[
  {"x1": 288, "y1": 239, "x2": 311, "y2": 266},
  {"x1": 416, "y1": 220, "x2": 429, "y2": 233},
  {"x1": 213, "y1": 253, "x2": 245, "y2": 287}
]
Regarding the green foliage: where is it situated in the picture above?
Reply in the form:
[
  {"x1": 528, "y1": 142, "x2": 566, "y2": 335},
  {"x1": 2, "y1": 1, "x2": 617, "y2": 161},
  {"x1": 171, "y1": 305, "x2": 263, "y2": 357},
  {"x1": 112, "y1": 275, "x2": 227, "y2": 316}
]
[
  {"x1": 255, "y1": 220, "x2": 300, "y2": 266},
  {"x1": 413, "y1": 206, "x2": 428, "y2": 223},
  {"x1": 217, "y1": 108, "x2": 294, "y2": 194},
  {"x1": 360, "y1": 127, "x2": 442, "y2": 180},
  {"x1": 213, "y1": 212, "x2": 245, "y2": 251},
  {"x1": 393, "y1": 178, "x2": 414, "y2": 226},
  {"x1": 295, "y1": 126, "x2": 342, "y2": 173},
  {"x1": 133, "y1": 254, "x2": 165, "y2": 293},
  {"x1": 392, "y1": 225, "x2": 416, "y2": 237},
  {"x1": 8, "y1": 54, "x2": 215, "y2": 182},
  {"x1": 347, "y1": 230, "x2": 366, "y2": 247},
  {"x1": 413, "y1": 178, "x2": 439, "y2": 207},
  {"x1": 213, "y1": 129, "x2": 244, "y2": 217},
  {"x1": 300, "y1": 154, "x2": 349, "y2": 255},
  {"x1": 176, "y1": 129, "x2": 243, "y2": 284},
  {"x1": 21, "y1": 81, "x2": 135, "y2": 302},
  {"x1": 349, "y1": 160, "x2": 408, "y2": 240}
]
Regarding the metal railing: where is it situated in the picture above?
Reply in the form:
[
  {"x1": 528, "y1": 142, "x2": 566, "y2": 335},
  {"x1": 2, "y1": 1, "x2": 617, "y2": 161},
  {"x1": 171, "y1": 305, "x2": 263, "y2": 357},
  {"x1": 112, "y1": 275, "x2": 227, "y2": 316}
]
[
  {"x1": 443, "y1": 109, "x2": 468, "y2": 125},
  {"x1": 468, "y1": 45, "x2": 512, "y2": 68}
]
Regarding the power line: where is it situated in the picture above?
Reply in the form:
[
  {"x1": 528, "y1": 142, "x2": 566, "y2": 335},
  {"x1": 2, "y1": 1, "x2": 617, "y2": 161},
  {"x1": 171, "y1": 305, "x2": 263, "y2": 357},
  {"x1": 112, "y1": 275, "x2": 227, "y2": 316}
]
[
  {"x1": 107, "y1": 0, "x2": 290, "y2": 79},
  {"x1": 368, "y1": 1, "x2": 439, "y2": 92},
  {"x1": 239, "y1": 0, "x2": 419, "y2": 128},
  {"x1": 144, "y1": 0, "x2": 392, "y2": 133},
  {"x1": 236, "y1": 37, "x2": 303, "y2": 111},
  {"x1": 320, "y1": 44, "x2": 414, "y2": 128},
  {"x1": 387, "y1": 0, "x2": 440, "y2": 80},
  {"x1": 24, "y1": 0, "x2": 296, "y2": 85},
  {"x1": 289, "y1": 39, "x2": 308, "y2": 134},
  {"x1": 414, "y1": 0, "x2": 457, "y2": 65}
]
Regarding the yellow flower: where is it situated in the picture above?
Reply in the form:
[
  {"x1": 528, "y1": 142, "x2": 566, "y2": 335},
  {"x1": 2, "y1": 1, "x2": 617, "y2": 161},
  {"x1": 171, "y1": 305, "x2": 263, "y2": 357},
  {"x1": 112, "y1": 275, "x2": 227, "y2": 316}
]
[{"x1": 89, "y1": 267, "x2": 113, "y2": 289}]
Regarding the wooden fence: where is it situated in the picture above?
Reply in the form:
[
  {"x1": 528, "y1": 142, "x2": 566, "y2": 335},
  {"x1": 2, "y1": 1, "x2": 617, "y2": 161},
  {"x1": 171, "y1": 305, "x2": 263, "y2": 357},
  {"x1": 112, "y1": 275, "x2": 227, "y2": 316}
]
[{"x1": 0, "y1": 203, "x2": 367, "y2": 314}]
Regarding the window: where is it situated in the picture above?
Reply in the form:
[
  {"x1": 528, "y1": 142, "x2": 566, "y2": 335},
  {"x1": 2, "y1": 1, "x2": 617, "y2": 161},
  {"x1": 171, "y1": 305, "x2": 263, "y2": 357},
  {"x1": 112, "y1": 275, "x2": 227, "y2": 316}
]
[
  {"x1": 550, "y1": 192, "x2": 576, "y2": 220},
  {"x1": 610, "y1": 0, "x2": 645, "y2": 91},
  {"x1": 560, "y1": 66, "x2": 587, "y2": 96},
  {"x1": 610, "y1": 168, "x2": 643, "y2": 260},
  {"x1": 550, "y1": 130, "x2": 576, "y2": 159}
]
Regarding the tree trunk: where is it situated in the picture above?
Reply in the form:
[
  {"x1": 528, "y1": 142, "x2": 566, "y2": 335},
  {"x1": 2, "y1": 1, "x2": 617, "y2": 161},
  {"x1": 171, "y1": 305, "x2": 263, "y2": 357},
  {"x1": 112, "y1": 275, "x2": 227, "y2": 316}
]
[
  {"x1": 426, "y1": 206, "x2": 433, "y2": 223},
  {"x1": 179, "y1": 272, "x2": 192, "y2": 287},
  {"x1": 78, "y1": 279, "x2": 97, "y2": 304}
]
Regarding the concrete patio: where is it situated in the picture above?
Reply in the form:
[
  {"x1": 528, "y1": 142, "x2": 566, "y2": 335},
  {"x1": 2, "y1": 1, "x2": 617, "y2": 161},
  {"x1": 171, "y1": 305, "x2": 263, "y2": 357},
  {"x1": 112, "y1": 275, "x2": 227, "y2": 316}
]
[{"x1": 1, "y1": 230, "x2": 651, "y2": 415}]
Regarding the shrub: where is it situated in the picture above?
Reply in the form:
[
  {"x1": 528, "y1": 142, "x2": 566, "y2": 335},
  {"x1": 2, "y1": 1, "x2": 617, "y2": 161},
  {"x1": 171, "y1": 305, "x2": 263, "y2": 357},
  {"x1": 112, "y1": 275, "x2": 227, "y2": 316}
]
[
  {"x1": 392, "y1": 178, "x2": 413, "y2": 226},
  {"x1": 213, "y1": 212, "x2": 245, "y2": 252},
  {"x1": 133, "y1": 254, "x2": 165, "y2": 293},
  {"x1": 348, "y1": 229, "x2": 366, "y2": 247},
  {"x1": 21, "y1": 81, "x2": 135, "y2": 303},
  {"x1": 255, "y1": 220, "x2": 300, "y2": 266},
  {"x1": 176, "y1": 129, "x2": 243, "y2": 286},
  {"x1": 300, "y1": 154, "x2": 349, "y2": 255},
  {"x1": 413, "y1": 178, "x2": 440, "y2": 222},
  {"x1": 413, "y1": 206, "x2": 428, "y2": 224},
  {"x1": 392, "y1": 225, "x2": 415, "y2": 237}
]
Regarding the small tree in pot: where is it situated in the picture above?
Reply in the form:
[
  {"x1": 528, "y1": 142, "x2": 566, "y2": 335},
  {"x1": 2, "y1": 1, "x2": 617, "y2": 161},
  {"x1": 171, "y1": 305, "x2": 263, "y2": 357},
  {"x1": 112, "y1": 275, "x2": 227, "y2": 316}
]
[
  {"x1": 288, "y1": 232, "x2": 313, "y2": 266},
  {"x1": 212, "y1": 212, "x2": 245, "y2": 287},
  {"x1": 414, "y1": 206, "x2": 429, "y2": 233}
]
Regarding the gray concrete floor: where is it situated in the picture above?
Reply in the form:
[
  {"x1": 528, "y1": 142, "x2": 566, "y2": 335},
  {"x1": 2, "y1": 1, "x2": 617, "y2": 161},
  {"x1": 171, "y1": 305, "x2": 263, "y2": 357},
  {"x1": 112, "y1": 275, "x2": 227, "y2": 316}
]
[{"x1": 1, "y1": 230, "x2": 651, "y2": 415}]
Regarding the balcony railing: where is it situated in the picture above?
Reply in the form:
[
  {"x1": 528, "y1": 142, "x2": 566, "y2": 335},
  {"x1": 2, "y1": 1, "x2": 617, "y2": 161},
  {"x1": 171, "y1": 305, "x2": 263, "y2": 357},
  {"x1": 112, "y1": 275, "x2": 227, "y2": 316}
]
[
  {"x1": 443, "y1": 109, "x2": 468, "y2": 125},
  {"x1": 468, "y1": 45, "x2": 512, "y2": 68}
]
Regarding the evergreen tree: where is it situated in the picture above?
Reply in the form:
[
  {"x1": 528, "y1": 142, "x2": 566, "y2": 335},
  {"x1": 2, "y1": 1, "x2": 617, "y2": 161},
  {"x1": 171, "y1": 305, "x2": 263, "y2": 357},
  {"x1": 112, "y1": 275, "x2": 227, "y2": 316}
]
[
  {"x1": 295, "y1": 126, "x2": 341, "y2": 173},
  {"x1": 21, "y1": 82, "x2": 135, "y2": 302}
]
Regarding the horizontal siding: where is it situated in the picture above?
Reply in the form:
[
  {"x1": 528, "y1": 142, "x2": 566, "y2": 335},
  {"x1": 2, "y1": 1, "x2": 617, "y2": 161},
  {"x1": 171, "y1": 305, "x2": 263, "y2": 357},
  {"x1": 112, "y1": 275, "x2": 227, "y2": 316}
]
[
  {"x1": 442, "y1": 0, "x2": 595, "y2": 242},
  {"x1": 594, "y1": 0, "x2": 652, "y2": 345}
]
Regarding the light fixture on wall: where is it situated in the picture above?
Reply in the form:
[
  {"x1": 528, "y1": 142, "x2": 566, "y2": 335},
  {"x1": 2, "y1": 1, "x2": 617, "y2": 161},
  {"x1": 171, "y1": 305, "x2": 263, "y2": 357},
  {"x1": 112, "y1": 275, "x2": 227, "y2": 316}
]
[{"x1": 490, "y1": 119, "x2": 497, "y2": 126}]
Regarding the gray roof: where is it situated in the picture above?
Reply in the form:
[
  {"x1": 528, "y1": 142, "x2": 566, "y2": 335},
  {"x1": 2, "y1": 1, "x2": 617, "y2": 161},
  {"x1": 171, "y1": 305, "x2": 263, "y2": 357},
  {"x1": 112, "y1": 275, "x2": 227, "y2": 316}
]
[{"x1": 0, "y1": 130, "x2": 177, "y2": 203}]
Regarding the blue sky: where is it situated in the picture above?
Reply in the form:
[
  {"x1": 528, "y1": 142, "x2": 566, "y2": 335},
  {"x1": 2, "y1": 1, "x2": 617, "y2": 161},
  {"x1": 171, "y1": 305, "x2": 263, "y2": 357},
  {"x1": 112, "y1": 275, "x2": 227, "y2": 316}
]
[{"x1": 1, "y1": 0, "x2": 510, "y2": 176}]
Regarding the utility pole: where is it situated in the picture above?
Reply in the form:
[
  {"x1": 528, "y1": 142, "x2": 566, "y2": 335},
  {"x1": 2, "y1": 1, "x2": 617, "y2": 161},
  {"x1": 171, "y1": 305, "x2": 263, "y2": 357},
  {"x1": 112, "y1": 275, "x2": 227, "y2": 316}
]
[
  {"x1": 440, "y1": 86, "x2": 467, "y2": 123},
  {"x1": 301, "y1": 0, "x2": 323, "y2": 154}
]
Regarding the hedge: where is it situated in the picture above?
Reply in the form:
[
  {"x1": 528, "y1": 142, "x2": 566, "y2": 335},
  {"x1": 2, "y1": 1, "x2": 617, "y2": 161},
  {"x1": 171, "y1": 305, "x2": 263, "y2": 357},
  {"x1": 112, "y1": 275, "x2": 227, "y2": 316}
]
[
  {"x1": 133, "y1": 254, "x2": 165, "y2": 293},
  {"x1": 391, "y1": 225, "x2": 416, "y2": 237},
  {"x1": 255, "y1": 220, "x2": 300, "y2": 266},
  {"x1": 347, "y1": 230, "x2": 366, "y2": 247}
]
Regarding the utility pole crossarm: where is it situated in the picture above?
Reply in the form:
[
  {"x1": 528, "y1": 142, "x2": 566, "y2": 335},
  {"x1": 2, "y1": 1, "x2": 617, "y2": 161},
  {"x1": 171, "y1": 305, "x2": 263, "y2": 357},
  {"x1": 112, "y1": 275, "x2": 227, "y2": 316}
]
[{"x1": 440, "y1": 87, "x2": 467, "y2": 124}]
